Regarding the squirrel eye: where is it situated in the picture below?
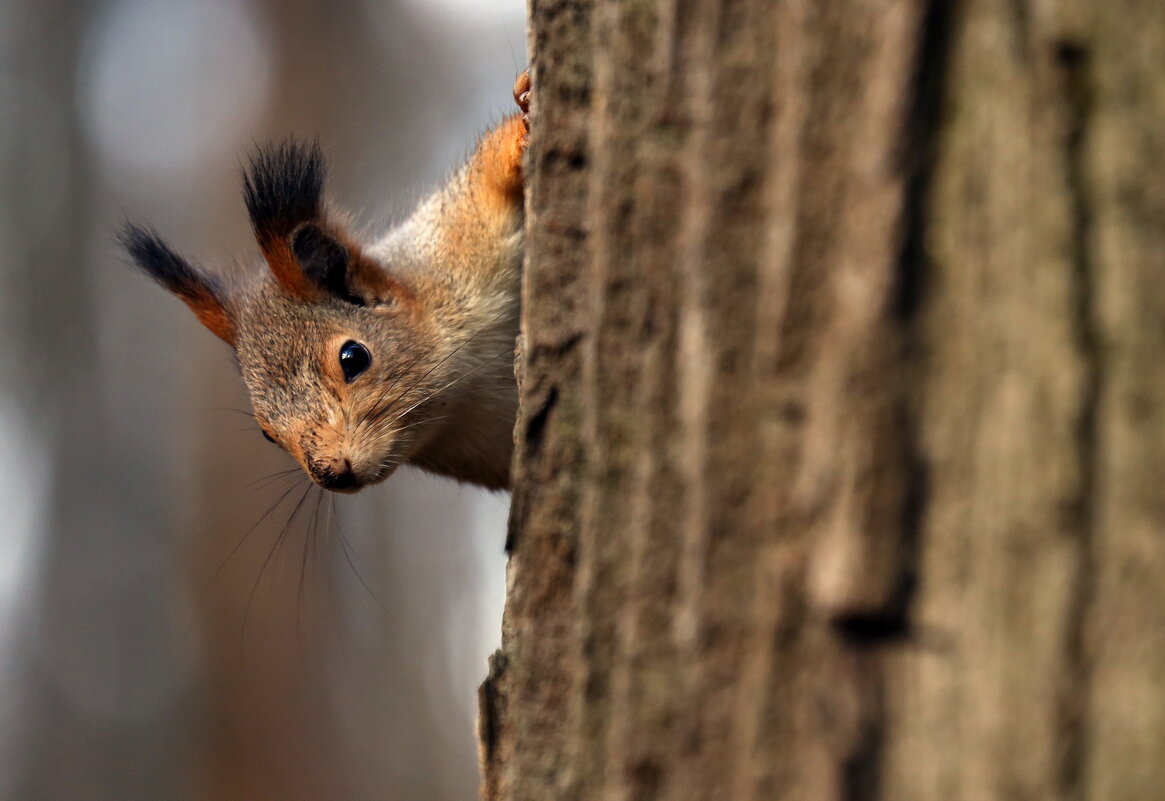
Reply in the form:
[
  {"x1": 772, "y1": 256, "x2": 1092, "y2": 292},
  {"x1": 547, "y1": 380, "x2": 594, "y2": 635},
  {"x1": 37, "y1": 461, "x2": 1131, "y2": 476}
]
[
  {"x1": 339, "y1": 340, "x2": 371, "y2": 382},
  {"x1": 261, "y1": 429, "x2": 277, "y2": 444}
]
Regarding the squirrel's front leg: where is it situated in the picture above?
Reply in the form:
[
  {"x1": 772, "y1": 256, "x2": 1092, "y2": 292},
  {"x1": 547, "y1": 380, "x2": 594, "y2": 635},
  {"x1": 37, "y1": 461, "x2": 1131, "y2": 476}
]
[
  {"x1": 468, "y1": 69, "x2": 531, "y2": 211},
  {"x1": 421, "y1": 70, "x2": 530, "y2": 294}
]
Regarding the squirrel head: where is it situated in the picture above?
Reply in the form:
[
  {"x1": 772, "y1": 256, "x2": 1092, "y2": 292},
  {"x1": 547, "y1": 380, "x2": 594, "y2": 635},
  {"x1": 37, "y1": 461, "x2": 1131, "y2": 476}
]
[{"x1": 123, "y1": 141, "x2": 445, "y2": 493}]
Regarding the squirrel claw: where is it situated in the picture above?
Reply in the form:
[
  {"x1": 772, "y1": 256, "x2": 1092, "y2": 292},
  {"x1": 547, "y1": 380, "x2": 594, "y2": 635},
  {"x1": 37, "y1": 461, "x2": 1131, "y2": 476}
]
[{"x1": 513, "y1": 69, "x2": 531, "y2": 134}]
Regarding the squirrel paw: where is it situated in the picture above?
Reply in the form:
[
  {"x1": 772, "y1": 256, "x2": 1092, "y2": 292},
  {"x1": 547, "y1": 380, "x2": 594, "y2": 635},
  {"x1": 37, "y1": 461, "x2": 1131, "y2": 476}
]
[{"x1": 513, "y1": 69, "x2": 531, "y2": 139}]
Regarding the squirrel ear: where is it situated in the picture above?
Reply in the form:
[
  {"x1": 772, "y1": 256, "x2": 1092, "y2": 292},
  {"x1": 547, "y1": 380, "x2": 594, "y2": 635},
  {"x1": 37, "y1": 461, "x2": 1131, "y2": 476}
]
[
  {"x1": 245, "y1": 140, "x2": 411, "y2": 307},
  {"x1": 291, "y1": 223, "x2": 357, "y2": 303},
  {"x1": 291, "y1": 223, "x2": 410, "y2": 307},
  {"x1": 243, "y1": 140, "x2": 326, "y2": 300},
  {"x1": 121, "y1": 224, "x2": 235, "y2": 345}
]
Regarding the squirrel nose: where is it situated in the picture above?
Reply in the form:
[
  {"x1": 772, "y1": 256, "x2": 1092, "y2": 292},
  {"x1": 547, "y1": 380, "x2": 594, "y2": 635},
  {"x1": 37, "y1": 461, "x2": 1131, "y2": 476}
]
[{"x1": 315, "y1": 459, "x2": 359, "y2": 492}]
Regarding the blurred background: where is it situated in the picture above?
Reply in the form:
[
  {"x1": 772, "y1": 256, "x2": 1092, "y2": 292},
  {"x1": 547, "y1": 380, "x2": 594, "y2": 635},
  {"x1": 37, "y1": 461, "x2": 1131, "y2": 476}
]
[{"x1": 0, "y1": 0, "x2": 524, "y2": 798}]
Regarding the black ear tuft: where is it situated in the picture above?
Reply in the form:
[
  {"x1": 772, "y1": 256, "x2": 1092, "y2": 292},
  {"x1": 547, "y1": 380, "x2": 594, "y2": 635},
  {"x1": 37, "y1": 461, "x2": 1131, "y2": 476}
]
[
  {"x1": 291, "y1": 223, "x2": 364, "y2": 305},
  {"x1": 242, "y1": 139, "x2": 325, "y2": 249},
  {"x1": 120, "y1": 223, "x2": 235, "y2": 344},
  {"x1": 120, "y1": 223, "x2": 213, "y2": 300}
]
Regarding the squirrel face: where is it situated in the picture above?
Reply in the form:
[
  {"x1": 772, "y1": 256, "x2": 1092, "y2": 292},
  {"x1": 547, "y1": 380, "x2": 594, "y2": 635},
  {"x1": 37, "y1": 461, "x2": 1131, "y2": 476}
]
[{"x1": 234, "y1": 287, "x2": 437, "y2": 492}]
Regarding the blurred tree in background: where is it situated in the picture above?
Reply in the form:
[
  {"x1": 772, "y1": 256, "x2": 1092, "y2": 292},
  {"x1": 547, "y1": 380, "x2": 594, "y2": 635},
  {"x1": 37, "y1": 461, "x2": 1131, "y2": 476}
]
[
  {"x1": 0, "y1": 1, "x2": 520, "y2": 799},
  {"x1": 489, "y1": 1, "x2": 1165, "y2": 799}
]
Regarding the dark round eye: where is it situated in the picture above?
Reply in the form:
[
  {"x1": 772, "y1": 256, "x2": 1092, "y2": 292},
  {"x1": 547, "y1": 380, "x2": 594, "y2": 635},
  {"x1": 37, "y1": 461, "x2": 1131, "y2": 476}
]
[
  {"x1": 261, "y1": 429, "x2": 277, "y2": 444},
  {"x1": 339, "y1": 340, "x2": 371, "y2": 382}
]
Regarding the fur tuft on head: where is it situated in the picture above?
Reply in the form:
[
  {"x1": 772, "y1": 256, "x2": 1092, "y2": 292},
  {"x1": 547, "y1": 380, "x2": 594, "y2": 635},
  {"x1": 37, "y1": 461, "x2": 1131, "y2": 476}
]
[
  {"x1": 120, "y1": 223, "x2": 235, "y2": 344},
  {"x1": 241, "y1": 140, "x2": 408, "y2": 307},
  {"x1": 242, "y1": 139, "x2": 330, "y2": 299},
  {"x1": 243, "y1": 139, "x2": 325, "y2": 250}
]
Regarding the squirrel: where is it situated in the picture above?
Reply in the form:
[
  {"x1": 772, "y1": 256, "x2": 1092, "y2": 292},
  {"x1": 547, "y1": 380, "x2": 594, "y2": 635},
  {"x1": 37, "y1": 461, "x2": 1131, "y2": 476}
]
[{"x1": 123, "y1": 71, "x2": 532, "y2": 493}]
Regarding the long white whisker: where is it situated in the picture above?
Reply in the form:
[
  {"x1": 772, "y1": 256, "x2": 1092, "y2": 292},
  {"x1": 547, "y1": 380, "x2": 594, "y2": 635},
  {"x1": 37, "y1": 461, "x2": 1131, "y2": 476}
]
[{"x1": 385, "y1": 350, "x2": 508, "y2": 427}]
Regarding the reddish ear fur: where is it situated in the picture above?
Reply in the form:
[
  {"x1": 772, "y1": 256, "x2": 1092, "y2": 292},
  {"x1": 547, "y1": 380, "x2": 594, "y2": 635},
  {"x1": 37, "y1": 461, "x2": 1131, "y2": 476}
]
[
  {"x1": 186, "y1": 295, "x2": 234, "y2": 343},
  {"x1": 121, "y1": 225, "x2": 235, "y2": 345},
  {"x1": 260, "y1": 236, "x2": 319, "y2": 301}
]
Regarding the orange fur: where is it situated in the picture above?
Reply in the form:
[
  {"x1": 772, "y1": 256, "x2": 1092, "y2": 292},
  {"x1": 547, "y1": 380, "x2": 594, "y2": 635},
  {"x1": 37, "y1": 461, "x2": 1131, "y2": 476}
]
[
  {"x1": 259, "y1": 238, "x2": 318, "y2": 301},
  {"x1": 185, "y1": 291, "x2": 235, "y2": 344},
  {"x1": 473, "y1": 114, "x2": 528, "y2": 210}
]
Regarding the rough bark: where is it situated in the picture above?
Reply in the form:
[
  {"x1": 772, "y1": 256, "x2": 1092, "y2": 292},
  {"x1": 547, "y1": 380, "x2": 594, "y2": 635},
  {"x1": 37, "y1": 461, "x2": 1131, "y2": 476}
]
[{"x1": 483, "y1": 1, "x2": 1165, "y2": 799}]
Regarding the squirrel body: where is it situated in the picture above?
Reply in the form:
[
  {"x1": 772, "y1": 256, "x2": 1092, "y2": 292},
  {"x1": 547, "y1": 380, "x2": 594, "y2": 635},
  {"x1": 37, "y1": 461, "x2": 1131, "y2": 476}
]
[{"x1": 125, "y1": 73, "x2": 531, "y2": 492}]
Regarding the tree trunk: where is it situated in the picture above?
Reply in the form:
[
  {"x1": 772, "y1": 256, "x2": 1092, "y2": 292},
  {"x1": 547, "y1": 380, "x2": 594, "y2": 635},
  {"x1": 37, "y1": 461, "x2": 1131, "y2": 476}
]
[{"x1": 483, "y1": 0, "x2": 1165, "y2": 799}]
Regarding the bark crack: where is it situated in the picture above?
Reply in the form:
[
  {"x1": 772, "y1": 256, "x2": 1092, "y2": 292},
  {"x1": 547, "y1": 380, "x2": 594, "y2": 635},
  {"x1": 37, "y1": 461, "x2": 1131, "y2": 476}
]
[
  {"x1": 1055, "y1": 37, "x2": 1098, "y2": 801},
  {"x1": 894, "y1": 0, "x2": 957, "y2": 322},
  {"x1": 832, "y1": 0, "x2": 958, "y2": 650},
  {"x1": 834, "y1": 2, "x2": 959, "y2": 797}
]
